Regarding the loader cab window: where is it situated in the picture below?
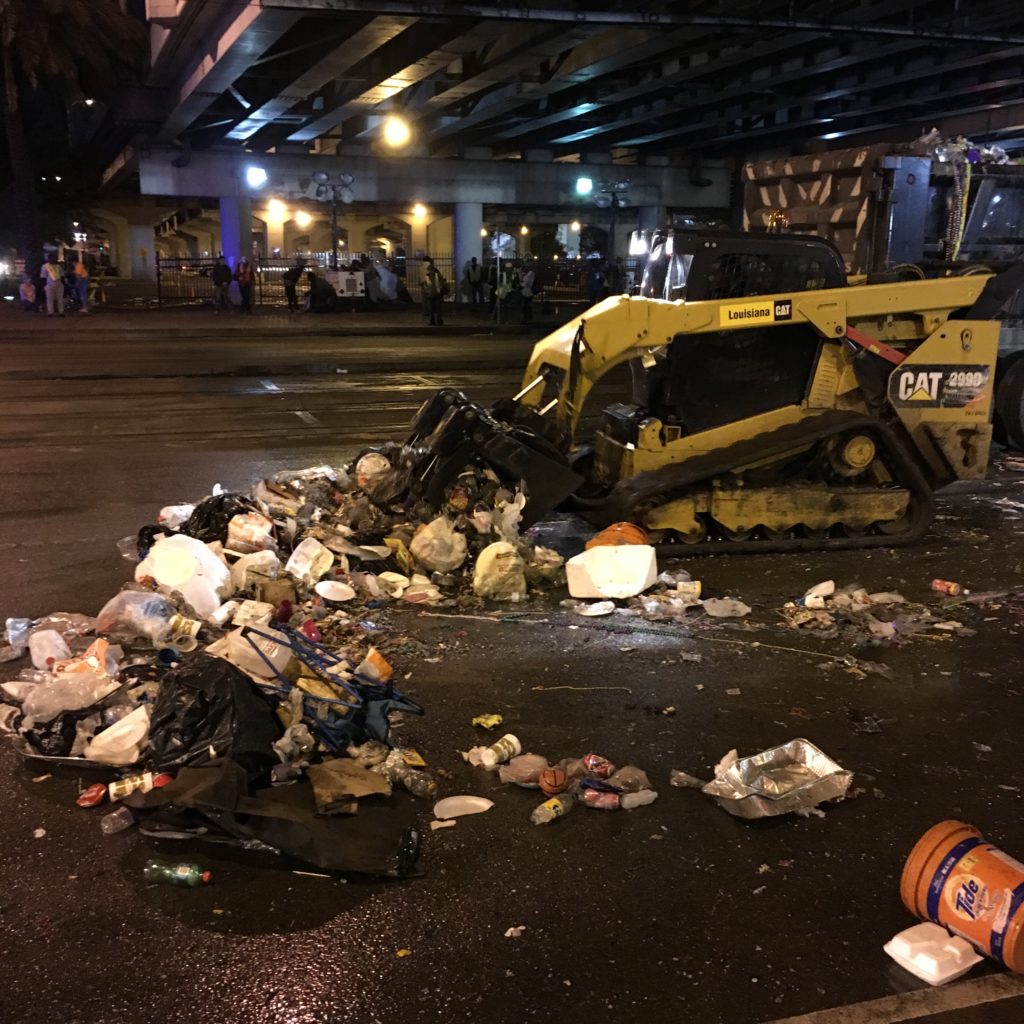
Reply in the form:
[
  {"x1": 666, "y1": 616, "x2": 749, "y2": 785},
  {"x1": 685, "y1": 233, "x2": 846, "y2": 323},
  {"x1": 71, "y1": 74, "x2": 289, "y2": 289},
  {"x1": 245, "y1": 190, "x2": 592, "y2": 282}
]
[
  {"x1": 698, "y1": 252, "x2": 834, "y2": 301},
  {"x1": 646, "y1": 323, "x2": 822, "y2": 433}
]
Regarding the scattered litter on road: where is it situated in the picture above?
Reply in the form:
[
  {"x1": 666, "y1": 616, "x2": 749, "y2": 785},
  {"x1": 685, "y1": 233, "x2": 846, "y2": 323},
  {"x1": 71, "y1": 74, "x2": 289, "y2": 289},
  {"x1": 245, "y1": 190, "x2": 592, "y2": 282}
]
[
  {"x1": 683, "y1": 739, "x2": 852, "y2": 819},
  {"x1": 471, "y1": 713, "x2": 503, "y2": 730},
  {"x1": 901, "y1": 821, "x2": 1024, "y2": 972},
  {"x1": 433, "y1": 795, "x2": 494, "y2": 819},
  {"x1": 504, "y1": 925, "x2": 527, "y2": 938}
]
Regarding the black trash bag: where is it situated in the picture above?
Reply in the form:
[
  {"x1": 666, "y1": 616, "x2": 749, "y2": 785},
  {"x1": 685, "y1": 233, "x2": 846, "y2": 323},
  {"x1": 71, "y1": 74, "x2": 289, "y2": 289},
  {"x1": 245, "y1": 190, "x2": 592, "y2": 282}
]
[
  {"x1": 180, "y1": 492, "x2": 264, "y2": 545},
  {"x1": 22, "y1": 708, "x2": 93, "y2": 758},
  {"x1": 147, "y1": 654, "x2": 281, "y2": 780},
  {"x1": 132, "y1": 761, "x2": 421, "y2": 876}
]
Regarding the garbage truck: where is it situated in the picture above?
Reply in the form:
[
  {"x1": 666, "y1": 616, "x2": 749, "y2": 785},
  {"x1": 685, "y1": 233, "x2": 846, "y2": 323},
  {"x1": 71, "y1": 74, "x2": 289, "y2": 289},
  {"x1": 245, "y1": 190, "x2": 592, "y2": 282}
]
[{"x1": 741, "y1": 142, "x2": 1024, "y2": 447}]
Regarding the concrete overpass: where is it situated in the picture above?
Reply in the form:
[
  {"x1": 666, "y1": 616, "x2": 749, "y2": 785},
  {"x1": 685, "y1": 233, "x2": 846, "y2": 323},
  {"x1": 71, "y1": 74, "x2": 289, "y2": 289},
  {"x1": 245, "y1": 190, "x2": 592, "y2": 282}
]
[{"x1": 104, "y1": 0, "x2": 1024, "y2": 276}]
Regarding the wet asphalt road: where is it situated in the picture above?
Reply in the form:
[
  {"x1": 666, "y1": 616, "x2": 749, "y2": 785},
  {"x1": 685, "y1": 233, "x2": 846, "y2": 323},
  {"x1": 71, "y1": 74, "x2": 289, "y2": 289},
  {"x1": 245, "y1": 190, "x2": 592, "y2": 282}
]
[{"x1": 1, "y1": 316, "x2": 1024, "y2": 1024}]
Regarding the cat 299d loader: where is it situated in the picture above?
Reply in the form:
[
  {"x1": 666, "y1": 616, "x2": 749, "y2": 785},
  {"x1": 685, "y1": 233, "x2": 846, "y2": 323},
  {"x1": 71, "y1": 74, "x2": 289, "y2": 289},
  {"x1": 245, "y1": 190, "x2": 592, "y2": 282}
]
[{"x1": 404, "y1": 232, "x2": 1023, "y2": 554}]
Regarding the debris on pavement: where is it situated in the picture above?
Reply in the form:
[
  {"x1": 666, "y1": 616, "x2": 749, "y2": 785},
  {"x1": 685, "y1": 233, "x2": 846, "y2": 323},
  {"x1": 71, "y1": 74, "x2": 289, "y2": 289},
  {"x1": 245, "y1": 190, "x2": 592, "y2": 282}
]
[
  {"x1": 504, "y1": 925, "x2": 527, "y2": 938},
  {"x1": 884, "y1": 922, "x2": 982, "y2": 986},
  {"x1": 901, "y1": 820, "x2": 1024, "y2": 973},
  {"x1": 0, "y1": 446, "x2": 1012, "y2": 889},
  {"x1": 433, "y1": 795, "x2": 494, "y2": 819},
  {"x1": 682, "y1": 739, "x2": 853, "y2": 819},
  {"x1": 471, "y1": 713, "x2": 503, "y2": 730}
]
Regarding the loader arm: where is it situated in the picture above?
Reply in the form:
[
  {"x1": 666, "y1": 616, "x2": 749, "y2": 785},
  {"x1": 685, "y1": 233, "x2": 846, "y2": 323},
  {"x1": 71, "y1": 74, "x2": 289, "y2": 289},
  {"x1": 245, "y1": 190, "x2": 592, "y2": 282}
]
[{"x1": 517, "y1": 275, "x2": 993, "y2": 443}]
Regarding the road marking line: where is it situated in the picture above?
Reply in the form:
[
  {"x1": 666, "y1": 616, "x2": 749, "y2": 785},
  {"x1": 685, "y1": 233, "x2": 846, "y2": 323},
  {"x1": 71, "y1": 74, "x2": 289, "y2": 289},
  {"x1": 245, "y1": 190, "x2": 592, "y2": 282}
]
[
  {"x1": 761, "y1": 973, "x2": 1024, "y2": 1024},
  {"x1": 294, "y1": 410, "x2": 320, "y2": 425},
  {"x1": 259, "y1": 379, "x2": 282, "y2": 392}
]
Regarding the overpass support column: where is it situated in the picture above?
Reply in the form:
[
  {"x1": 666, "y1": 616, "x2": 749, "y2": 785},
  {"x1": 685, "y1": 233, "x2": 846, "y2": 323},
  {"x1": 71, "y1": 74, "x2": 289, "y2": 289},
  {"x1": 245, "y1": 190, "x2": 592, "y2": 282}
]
[
  {"x1": 129, "y1": 225, "x2": 156, "y2": 281},
  {"x1": 453, "y1": 201, "x2": 483, "y2": 303},
  {"x1": 219, "y1": 195, "x2": 252, "y2": 267}
]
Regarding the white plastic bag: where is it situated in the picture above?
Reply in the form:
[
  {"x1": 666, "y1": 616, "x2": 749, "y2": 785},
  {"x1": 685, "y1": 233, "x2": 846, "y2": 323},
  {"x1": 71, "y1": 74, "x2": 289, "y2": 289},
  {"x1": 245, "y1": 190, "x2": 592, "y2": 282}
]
[
  {"x1": 136, "y1": 534, "x2": 234, "y2": 619},
  {"x1": 84, "y1": 705, "x2": 151, "y2": 766},
  {"x1": 409, "y1": 517, "x2": 467, "y2": 572},
  {"x1": 473, "y1": 542, "x2": 527, "y2": 601}
]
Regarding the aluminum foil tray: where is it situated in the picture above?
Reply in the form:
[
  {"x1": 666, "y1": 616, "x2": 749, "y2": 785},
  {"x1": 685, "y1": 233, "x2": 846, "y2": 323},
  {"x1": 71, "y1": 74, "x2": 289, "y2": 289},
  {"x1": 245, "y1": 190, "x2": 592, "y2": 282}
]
[{"x1": 702, "y1": 738, "x2": 853, "y2": 819}]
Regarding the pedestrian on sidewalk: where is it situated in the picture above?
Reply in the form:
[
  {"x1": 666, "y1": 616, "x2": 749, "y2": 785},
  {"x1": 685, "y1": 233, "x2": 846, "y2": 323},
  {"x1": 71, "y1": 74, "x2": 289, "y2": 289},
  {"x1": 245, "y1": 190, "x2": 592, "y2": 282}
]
[
  {"x1": 74, "y1": 259, "x2": 91, "y2": 313},
  {"x1": 520, "y1": 263, "x2": 536, "y2": 324},
  {"x1": 466, "y1": 257, "x2": 483, "y2": 308},
  {"x1": 421, "y1": 256, "x2": 446, "y2": 326},
  {"x1": 41, "y1": 254, "x2": 64, "y2": 316},
  {"x1": 18, "y1": 275, "x2": 36, "y2": 311},
  {"x1": 282, "y1": 256, "x2": 305, "y2": 313},
  {"x1": 211, "y1": 256, "x2": 232, "y2": 313},
  {"x1": 234, "y1": 258, "x2": 254, "y2": 313}
]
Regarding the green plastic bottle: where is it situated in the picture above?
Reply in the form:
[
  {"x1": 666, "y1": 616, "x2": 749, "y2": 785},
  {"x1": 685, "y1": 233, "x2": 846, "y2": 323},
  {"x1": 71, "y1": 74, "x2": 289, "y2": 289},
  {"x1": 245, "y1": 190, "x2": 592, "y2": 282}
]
[{"x1": 143, "y1": 859, "x2": 212, "y2": 887}]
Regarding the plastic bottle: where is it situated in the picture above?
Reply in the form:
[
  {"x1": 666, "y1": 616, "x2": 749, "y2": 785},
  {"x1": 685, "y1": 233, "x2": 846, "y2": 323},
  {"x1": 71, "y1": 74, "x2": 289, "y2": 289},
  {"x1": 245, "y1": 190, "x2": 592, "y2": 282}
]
[
  {"x1": 531, "y1": 792, "x2": 576, "y2": 825},
  {"x1": 100, "y1": 806, "x2": 135, "y2": 835},
  {"x1": 378, "y1": 749, "x2": 438, "y2": 798},
  {"x1": 5, "y1": 617, "x2": 34, "y2": 650},
  {"x1": 143, "y1": 859, "x2": 212, "y2": 887},
  {"x1": 28, "y1": 630, "x2": 71, "y2": 670},
  {"x1": 95, "y1": 591, "x2": 200, "y2": 646}
]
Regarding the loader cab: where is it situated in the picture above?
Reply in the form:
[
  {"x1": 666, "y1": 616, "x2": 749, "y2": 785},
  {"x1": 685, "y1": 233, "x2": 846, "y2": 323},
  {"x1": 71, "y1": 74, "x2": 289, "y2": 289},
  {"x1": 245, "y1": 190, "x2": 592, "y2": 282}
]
[
  {"x1": 634, "y1": 229, "x2": 847, "y2": 301},
  {"x1": 595, "y1": 234, "x2": 849, "y2": 484}
]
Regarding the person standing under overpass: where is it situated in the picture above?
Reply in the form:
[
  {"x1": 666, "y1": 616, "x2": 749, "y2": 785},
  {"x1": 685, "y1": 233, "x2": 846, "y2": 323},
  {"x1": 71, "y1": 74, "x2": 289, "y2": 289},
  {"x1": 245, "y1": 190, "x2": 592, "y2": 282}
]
[{"x1": 41, "y1": 254, "x2": 64, "y2": 316}]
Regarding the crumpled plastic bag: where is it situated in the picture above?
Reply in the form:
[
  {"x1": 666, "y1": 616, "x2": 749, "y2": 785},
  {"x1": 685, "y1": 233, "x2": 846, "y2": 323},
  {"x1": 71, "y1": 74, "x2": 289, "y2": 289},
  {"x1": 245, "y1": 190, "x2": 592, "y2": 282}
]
[
  {"x1": 136, "y1": 533, "x2": 235, "y2": 620},
  {"x1": 473, "y1": 542, "x2": 527, "y2": 601},
  {"x1": 409, "y1": 517, "x2": 467, "y2": 572},
  {"x1": 701, "y1": 597, "x2": 752, "y2": 618},
  {"x1": 494, "y1": 491, "x2": 527, "y2": 542},
  {"x1": 21, "y1": 668, "x2": 121, "y2": 723}
]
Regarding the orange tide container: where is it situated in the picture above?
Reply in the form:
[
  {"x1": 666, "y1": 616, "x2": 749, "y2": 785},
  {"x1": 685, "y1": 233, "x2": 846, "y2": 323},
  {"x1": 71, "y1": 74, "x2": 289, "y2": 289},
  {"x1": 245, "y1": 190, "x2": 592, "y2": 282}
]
[
  {"x1": 585, "y1": 522, "x2": 649, "y2": 549},
  {"x1": 900, "y1": 820, "x2": 1024, "y2": 972}
]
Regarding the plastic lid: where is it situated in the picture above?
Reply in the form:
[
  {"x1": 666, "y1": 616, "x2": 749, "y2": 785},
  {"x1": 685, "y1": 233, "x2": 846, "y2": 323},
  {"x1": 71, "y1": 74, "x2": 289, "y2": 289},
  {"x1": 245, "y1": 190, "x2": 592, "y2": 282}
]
[{"x1": 884, "y1": 922, "x2": 982, "y2": 986}]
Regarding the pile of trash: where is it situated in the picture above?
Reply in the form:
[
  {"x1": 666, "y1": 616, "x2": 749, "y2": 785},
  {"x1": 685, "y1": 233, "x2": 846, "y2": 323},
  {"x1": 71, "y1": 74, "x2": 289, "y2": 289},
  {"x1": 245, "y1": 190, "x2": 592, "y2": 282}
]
[
  {"x1": 914, "y1": 127, "x2": 1013, "y2": 165},
  {"x1": 0, "y1": 456, "x2": 680, "y2": 875},
  {"x1": 779, "y1": 580, "x2": 973, "y2": 642}
]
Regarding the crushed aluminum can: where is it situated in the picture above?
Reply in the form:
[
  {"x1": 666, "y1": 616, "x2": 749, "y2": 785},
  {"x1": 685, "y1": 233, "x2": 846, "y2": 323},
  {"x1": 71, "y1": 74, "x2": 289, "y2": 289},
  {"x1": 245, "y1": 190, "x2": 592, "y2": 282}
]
[
  {"x1": 702, "y1": 738, "x2": 853, "y2": 819},
  {"x1": 582, "y1": 753, "x2": 615, "y2": 779},
  {"x1": 76, "y1": 783, "x2": 108, "y2": 808}
]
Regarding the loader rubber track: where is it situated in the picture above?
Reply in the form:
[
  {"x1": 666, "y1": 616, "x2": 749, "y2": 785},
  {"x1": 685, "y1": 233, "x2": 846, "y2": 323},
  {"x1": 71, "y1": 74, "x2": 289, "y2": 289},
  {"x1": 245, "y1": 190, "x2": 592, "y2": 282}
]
[{"x1": 603, "y1": 411, "x2": 935, "y2": 556}]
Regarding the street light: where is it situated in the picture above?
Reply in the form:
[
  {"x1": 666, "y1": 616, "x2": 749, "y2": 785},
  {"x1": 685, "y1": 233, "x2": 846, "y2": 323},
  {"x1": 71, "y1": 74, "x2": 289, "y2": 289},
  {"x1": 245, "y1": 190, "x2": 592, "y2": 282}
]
[
  {"x1": 312, "y1": 171, "x2": 355, "y2": 269},
  {"x1": 245, "y1": 165, "x2": 268, "y2": 189},
  {"x1": 575, "y1": 176, "x2": 593, "y2": 196},
  {"x1": 583, "y1": 179, "x2": 631, "y2": 258},
  {"x1": 519, "y1": 225, "x2": 529, "y2": 235},
  {"x1": 295, "y1": 211, "x2": 312, "y2": 229},
  {"x1": 570, "y1": 220, "x2": 581, "y2": 232},
  {"x1": 412, "y1": 202, "x2": 427, "y2": 219},
  {"x1": 382, "y1": 115, "x2": 411, "y2": 148}
]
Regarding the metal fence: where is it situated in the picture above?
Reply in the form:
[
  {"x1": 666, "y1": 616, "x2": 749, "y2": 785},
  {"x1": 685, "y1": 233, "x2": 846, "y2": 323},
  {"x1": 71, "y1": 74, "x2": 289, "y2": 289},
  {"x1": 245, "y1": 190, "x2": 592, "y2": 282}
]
[{"x1": 155, "y1": 253, "x2": 641, "y2": 308}]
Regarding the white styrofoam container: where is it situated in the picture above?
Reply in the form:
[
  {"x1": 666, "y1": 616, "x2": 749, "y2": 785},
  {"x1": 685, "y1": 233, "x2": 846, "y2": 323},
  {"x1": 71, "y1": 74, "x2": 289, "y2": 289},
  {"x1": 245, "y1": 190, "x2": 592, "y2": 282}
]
[
  {"x1": 566, "y1": 545, "x2": 658, "y2": 599},
  {"x1": 883, "y1": 922, "x2": 983, "y2": 986}
]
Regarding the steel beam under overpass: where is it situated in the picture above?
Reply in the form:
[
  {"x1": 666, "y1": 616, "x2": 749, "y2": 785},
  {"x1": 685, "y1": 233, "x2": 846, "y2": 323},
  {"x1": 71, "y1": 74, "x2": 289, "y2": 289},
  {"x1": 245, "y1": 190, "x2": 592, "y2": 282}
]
[
  {"x1": 136, "y1": 148, "x2": 731, "y2": 210},
  {"x1": 158, "y1": 2, "x2": 302, "y2": 143}
]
